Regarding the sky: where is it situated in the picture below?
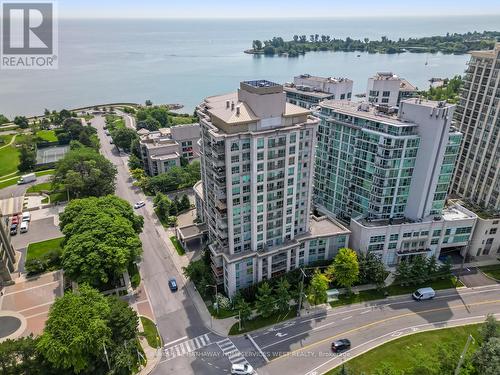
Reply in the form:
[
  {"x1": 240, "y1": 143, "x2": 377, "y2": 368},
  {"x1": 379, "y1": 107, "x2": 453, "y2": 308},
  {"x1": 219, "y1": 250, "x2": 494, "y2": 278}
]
[{"x1": 59, "y1": 0, "x2": 500, "y2": 19}]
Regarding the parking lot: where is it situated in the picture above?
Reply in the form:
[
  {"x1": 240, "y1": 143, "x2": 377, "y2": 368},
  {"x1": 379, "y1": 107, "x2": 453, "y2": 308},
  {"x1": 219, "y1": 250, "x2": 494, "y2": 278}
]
[{"x1": 10, "y1": 207, "x2": 64, "y2": 250}]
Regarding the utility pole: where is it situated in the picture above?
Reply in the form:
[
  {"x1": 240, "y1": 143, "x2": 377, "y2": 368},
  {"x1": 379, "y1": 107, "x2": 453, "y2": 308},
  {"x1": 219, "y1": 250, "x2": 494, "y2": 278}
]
[
  {"x1": 103, "y1": 342, "x2": 110, "y2": 371},
  {"x1": 297, "y1": 268, "x2": 306, "y2": 316},
  {"x1": 454, "y1": 334, "x2": 474, "y2": 375},
  {"x1": 238, "y1": 310, "x2": 242, "y2": 331},
  {"x1": 207, "y1": 284, "x2": 219, "y2": 314}
]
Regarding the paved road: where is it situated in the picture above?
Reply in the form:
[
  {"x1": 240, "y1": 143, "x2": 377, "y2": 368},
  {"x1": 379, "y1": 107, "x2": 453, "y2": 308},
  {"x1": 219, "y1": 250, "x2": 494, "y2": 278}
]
[
  {"x1": 247, "y1": 285, "x2": 500, "y2": 375},
  {"x1": 0, "y1": 175, "x2": 52, "y2": 199}
]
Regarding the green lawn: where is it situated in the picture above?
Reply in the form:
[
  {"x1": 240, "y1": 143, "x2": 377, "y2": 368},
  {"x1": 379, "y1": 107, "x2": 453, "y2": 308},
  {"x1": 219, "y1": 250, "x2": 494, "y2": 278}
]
[
  {"x1": 128, "y1": 263, "x2": 141, "y2": 289},
  {"x1": 326, "y1": 324, "x2": 482, "y2": 375},
  {"x1": 26, "y1": 181, "x2": 52, "y2": 193},
  {"x1": 0, "y1": 141, "x2": 19, "y2": 177},
  {"x1": 139, "y1": 317, "x2": 161, "y2": 348},
  {"x1": 36, "y1": 130, "x2": 58, "y2": 142},
  {"x1": 169, "y1": 236, "x2": 186, "y2": 256},
  {"x1": 27, "y1": 237, "x2": 64, "y2": 261},
  {"x1": 330, "y1": 277, "x2": 462, "y2": 308},
  {"x1": 0, "y1": 134, "x2": 14, "y2": 145},
  {"x1": 208, "y1": 305, "x2": 239, "y2": 319},
  {"x1": 228, "y1": 308, "x2": 297, "y2": 335},
  {"x1": 479, "y1": 264, "x2": 500, "y2": 280}
]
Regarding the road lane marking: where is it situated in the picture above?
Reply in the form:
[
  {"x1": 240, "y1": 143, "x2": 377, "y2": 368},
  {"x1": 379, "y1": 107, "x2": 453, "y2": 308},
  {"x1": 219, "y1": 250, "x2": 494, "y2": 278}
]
[
  {"x1": 303, "y1": 313, "x2": 500, "y2": 375},
  {"x1": 161, "y1": 333, "x2": 213, "y2": 362},
  {"x1": 342, "y1": 316, "x2": 352, "y2": 321},
  {"x1": 266, "y1": 299, "x2": 500, "y2": 357},
  {"x1": 216, "y1": 338, "x2": 251, "y2": 367},
  {"x1": 247, "y1": 333, "x2": 270, "y2": 363},
  {"x1": 252, "y1": 286, "x2": 500, "y2": 340},
  {"x1": 163, "y1": 336, "x2": 188, "y2": 347}
]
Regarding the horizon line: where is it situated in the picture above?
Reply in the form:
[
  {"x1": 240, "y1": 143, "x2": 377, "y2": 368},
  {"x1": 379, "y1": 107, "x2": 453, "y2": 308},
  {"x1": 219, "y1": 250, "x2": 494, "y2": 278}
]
[{"x1": 58, "y1": 13, "x2": 500, "y2": 20}]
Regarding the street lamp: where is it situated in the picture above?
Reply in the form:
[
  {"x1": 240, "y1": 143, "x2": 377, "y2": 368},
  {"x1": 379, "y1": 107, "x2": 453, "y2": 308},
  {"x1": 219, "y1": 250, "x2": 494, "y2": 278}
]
[{"x1": 206, "y1": 284, "x2": 219, "y2": 314}]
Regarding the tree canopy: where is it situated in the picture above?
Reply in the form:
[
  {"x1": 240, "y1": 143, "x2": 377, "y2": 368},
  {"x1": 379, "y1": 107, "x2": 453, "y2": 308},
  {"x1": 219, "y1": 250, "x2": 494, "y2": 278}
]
[
  {"x1": 329, "y1": 248, "x2": 359, "y2": 292},
  {"x1": 37, "y1": 285, "x2": 139, "y2": 374},
  {"x1": 111, "y1": 127, "x2": 138, "y2": 152},
  {"x1": 145, "y1": 161, "x2": 200, "y2": 194},
  {"x1": 60, "y1": 196, "x2": 143, "y2": 288},
  {"x1": 53, "y1": 147, "x2": 117, "y2": 198}
]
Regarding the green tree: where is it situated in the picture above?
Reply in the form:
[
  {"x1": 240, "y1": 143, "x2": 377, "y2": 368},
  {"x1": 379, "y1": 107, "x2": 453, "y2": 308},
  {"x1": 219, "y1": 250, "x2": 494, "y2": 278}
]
[
  {"x1": 128, "y1": 154, "x2": 142, "y2": 170},
  {"x1": 62, "y1": 215, "x2": 142, "y2": 287},
  {"x1": 255, "y1": 282, "x2": 276, "y2": 318},
  {"x1": 60, "y1": 195, "x2": 143, "y2": 235},
  {"x1": 180, "y1": 194, "x2": 191, "y2": 211},
  {"x1": 409, "y1": 256, "x2": 428, "y2": 284},
  {"x1": 480, "y1": 314, "x2": 499, "y2": 343},
  {"x1": 37, "y1": 285, "x2": 112, "y2": 373},
  {"x1": 307, "y1": 270, "x2": 329, "y2": 305},
  {"x1": 53, "y1": 147, "x2": 117, "y2": 198},
  {"x1": 275, "y1": 278, "x2": 292, "y2": 312},
  {"x1": 0, "y1": 335, "x2": 47, "y2": 375},
  {"x1": 332, "y1": 248, "x2": 359, "y2": 293},
  {"x1": 154, "y1": 193, "x2": 173, "y2": 222},
  {"x1": 395, "y1": 260, "x2": 412, "y2": 285},
  {"x1": 18, "y1": 144, "x2": 37, "y2": 172},
  {"x1": 0, "y1": 114, "x2": 9, "y2": 125},
  {"x1": 111, "y1": 127, "x2": 138, "y2": 152},
  {"x1": 235, "y1": 296, "x2": 252, "y2": 327},
  {"x1": 252, "y1": 40, "x2": 263, "y2": 50},
  {"x1": 439, "y1": 256, "x2": 453, "y2": 278},
  {"x1": 473, "y1": 337, "x2": 500, "y2": 375},
  {"x1": 136, "y1": 117, "x2": 160, "y2": 131},
  {"x1": 14, "y1": 116, "x2": 29, "y2": 129}
]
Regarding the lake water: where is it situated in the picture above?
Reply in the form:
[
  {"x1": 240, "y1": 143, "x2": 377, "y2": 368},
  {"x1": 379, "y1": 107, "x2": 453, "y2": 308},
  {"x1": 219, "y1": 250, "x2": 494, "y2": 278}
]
[{"x1": 1, "y1": 16, "x2": 499, "y2": 117}]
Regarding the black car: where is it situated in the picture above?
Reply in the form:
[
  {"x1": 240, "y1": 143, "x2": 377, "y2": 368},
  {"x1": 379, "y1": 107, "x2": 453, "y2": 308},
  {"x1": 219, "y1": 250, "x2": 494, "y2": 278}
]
[
  {"x1": 168, "y1": 278, "x2": 178, "y2": 291},
  {"x1": 10, "y1": 223, "x2": 18, "y2": 235},
  {"x1": 331, "y1": 339, "x2": 351, "y2": 353}
]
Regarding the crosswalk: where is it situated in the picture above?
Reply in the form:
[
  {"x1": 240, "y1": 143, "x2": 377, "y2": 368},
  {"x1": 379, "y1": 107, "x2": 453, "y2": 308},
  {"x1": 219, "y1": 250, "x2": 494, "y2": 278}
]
[
  {"x1": 163, "y1": 333, "x2": 211, "y2": 361},
  {"x1": 216, "y1": 338, "x2": 251, "y2": 367}
]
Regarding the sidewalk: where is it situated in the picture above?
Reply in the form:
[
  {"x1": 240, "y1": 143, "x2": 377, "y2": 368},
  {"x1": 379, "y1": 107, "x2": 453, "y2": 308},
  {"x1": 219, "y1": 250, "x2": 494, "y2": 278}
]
[{"x1": 137, "y1": 337, "x2": 162, "y2": 375}]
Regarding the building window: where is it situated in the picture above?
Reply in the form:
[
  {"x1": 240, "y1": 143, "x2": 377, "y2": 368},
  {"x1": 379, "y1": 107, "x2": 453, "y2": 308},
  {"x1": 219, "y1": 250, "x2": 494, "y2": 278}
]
[{"x1": 490, "y1": 228, "x2": 498, "y2": 235}]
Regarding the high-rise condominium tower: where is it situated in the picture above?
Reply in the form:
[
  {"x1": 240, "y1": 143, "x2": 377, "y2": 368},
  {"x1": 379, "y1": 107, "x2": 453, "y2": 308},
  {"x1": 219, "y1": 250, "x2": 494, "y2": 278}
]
[
  {"x1": 452, "y1": 43, "x2": 500, "y2": 210},
  {"x1": 195, "y1": 80, "x2": 350, "y2": 296}
]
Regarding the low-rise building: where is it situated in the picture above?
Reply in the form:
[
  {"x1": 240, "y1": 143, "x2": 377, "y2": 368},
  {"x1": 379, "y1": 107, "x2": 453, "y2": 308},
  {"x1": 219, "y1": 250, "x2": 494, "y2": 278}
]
[
  {"x1": 367, "y1": 72, "x2": 417, "y2": 107},
  {"x1": 456, "y1": 201, "x2": 500, "y2": 260},
  {"x1": 349, "y1": 204, "x2": 477, "y2": 266},
  {"x1": 139, "y1": 123, "x2": 200, "y2": 176},
  {"x1": 284, "y1": 74, "x2": 353, "y2": 109},
  {"x1": 1, "y1": 212, "x2": 15, "y2": 285}
]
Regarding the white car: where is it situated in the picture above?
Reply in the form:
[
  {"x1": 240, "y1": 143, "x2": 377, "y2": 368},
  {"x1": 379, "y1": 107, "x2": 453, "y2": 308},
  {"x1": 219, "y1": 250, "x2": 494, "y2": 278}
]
[
  {"x1": 20, "y1": 221, "x2": 29, "y2": 233},
  {"x1": 134, "y1": 201, "x2": 146, "y2": 209},
  {"x1": 231, "y1": 363, "x2": 254, "y2": 375}
]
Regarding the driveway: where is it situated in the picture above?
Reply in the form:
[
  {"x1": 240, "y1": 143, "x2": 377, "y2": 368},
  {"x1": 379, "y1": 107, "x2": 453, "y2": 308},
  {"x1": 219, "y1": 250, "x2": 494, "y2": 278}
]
[{"x1": 454, "y1": 266, "x2": 500, "y2": 287}]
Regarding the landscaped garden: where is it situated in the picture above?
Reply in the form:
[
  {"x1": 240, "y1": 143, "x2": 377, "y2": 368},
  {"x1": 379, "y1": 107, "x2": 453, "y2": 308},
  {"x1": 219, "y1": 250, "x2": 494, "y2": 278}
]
[
  {"x1": 139, "y1": 317, "x2": 161, "y2": 348},
  {"x1": 25, "y1": 237, "x2": 64, "y2": 275},
  {"x1": 479, "y1": 264, "x2": 500, "y2": 280}
]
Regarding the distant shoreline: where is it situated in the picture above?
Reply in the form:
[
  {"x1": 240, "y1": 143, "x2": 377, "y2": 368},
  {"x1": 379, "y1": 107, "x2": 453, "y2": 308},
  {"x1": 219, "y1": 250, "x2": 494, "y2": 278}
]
[{"x1": 246, "y1": 31, "x2": 500, "y2": 57}]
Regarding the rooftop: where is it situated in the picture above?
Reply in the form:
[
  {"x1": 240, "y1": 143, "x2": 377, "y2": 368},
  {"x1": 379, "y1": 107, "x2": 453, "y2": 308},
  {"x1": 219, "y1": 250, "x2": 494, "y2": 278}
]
[
  {"x1": 372, "y1": 72, "x2": 399, "y2": 80},
  {"x1": 320, "y1": 100, "x2": 415, "y2": 127},
  {"x1": 283, "y1": 85, "x2": 335, "y2": 99},
  {"x1": 203, "y1": 92, "x2": 311, "y2": 125},
  {"x1": 400, "y1": 79, "x2": 418, "y2": 92},
  {"x1": 295, "y1": 74, "x2": 353, "y2": 84},
  {"x1": 354, "y1": 204, "x2": 476, "y2": 228}
]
